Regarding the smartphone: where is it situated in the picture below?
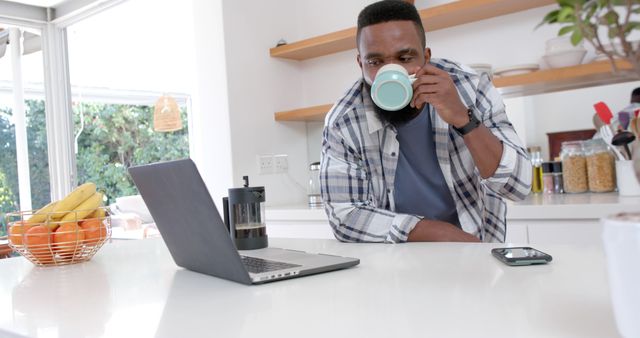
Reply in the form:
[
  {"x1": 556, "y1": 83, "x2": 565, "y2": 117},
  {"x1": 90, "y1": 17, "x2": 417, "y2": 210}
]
[{"x1": 491, "y1": 247, "x2": 552, "y2": 266}]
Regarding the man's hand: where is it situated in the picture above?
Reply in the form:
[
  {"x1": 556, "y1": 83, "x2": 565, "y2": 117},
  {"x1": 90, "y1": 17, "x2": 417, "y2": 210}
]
[
  {"x1": 410, "y1": 64, "x2": 469, "y2": 128},
  {"x1": 408, "y1": 219, "x2": 481, "y2": 242}
]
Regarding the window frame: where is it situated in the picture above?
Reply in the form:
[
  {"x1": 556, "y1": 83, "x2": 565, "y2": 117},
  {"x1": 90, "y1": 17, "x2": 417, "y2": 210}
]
[{"x1": 0, "y1": 0, "x2": 169, "y2": 204}]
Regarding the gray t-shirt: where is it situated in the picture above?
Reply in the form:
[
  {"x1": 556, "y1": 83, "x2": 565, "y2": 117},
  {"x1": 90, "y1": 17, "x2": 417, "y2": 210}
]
[{"x1": 393, "y1": 109, "x2": 460, "y2": 227}]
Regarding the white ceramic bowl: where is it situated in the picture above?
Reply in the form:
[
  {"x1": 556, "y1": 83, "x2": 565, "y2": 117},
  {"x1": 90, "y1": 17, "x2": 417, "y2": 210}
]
[
  {"x1": 543, "y1": 50, "x2": 587, "y2": 68},
  {"x1": 545, "y1": 36, "x2": 585, "y2": 54}
]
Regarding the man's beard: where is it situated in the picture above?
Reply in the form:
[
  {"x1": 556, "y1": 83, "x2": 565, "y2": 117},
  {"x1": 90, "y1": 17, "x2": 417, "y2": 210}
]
[{"x1": 364, "y1": 81, "x2": 421, "y2": 125}]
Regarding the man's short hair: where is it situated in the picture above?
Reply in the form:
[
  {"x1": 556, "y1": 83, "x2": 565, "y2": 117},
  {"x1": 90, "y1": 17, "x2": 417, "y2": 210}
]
[
  {"x1": 356, "y1": 1, "x2": 426, "y2": 50},
  {"x1": 632, "y1": 87, "x2": 640, "y2": 103}
]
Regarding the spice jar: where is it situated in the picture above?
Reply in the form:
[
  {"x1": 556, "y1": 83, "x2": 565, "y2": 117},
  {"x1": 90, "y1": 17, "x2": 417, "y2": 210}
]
[
  {"x1": 551, "y1": 162, "x2": 564, "y2": 194},
  {"x1": 542, "y1": 161, "x2": 564, "y2": 194},
  {"x1": 560, "y1": 141, "x2": 588, "y2": 193},
  {"x1": 584, "y1": 139, "x2": 616, "y2": 192},
  {"x1": 542, "y1": 162, "x2": 554, "y2": 194}
]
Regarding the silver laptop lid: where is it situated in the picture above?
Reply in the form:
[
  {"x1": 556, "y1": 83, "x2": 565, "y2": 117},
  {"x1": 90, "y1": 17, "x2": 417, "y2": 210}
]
[{"x1": 128, "y1": 159, "x2": 253, "y2": 285}]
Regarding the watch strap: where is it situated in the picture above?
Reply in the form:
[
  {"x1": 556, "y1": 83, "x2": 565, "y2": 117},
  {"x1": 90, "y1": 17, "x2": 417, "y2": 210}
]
[{"x1": 453, "y1": 108, "x2": 481, "y2": 136}]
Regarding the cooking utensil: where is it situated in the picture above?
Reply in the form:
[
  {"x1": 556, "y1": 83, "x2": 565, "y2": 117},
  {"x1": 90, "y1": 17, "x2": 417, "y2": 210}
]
[
  {"x1": 594, "y1": 101, "x2": 614, "y2": 125},
  {"x1": 618, "y1": 111, "x2": 631, "y2": 130},
  {"x1": 600, "y1": 125, "x2": 626, "y2": 160},
  {"x1": 612, "y1": 131, "x2": 636, "y2": 160},
  {"x1": 593, "y1": 113, "x2": 605, "y2": 130}
]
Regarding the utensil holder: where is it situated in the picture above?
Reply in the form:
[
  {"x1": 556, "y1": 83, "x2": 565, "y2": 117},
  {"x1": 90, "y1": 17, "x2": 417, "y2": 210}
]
[{"x1": 616, "y1": 160, "x2": 640, "y2": 196}]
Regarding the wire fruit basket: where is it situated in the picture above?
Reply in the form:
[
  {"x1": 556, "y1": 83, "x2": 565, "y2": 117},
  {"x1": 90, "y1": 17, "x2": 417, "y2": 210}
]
[{"x1": 5, "y1": 206, "x2": 111, "y2": 267}]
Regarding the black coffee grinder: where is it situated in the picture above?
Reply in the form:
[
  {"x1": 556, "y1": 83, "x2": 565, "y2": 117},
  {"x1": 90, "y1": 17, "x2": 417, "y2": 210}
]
[{"x1": 223, "y1": 176, "x2": 268, "y2": 250}]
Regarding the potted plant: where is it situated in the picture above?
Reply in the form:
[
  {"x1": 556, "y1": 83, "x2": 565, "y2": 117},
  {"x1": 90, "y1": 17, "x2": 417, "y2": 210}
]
[{"x1": 538, "y1": 0, "x2": 640, "y2": 77}]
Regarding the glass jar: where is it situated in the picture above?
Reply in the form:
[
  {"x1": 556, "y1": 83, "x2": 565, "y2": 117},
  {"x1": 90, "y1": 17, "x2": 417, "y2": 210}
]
[
  {"x1": 528, "y1": 146, "x2": 543, "y2": 194},
  {"x1": 542, "y1": 162, "x2": 554, "y2": 194},
  {"x1": 551, "y1": 161, "x2": 564, "y2": 194},
  {"x1": 542, "y1": 161, "x2": 564, "y2": 194},
  {"x1": 560, "y1": 141, "x2": 588, "y2": 193},
  {"x1": 308, "y1": 162, "x2": 322, "y2": 208},
  {"x1": 584, "y1": 139, "x2": 616, "y2": 193}
]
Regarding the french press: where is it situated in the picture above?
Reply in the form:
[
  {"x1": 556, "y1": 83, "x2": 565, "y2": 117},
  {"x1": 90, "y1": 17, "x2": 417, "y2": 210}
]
[{"x1": 223, "y1": 176, "x2": 268, "y2": 250}]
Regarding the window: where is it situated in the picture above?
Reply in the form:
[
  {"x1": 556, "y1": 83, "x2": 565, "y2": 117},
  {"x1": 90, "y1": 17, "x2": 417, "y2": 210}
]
[
  {"x1": 0, "y1": 26, "x2": 50, "y2": 236},
  {"x1": 72, "y1": 96, "x2": 190, "y2": 204},
  {"x1": 66, "y1": 0, "x2": 195, "y2": 205}
]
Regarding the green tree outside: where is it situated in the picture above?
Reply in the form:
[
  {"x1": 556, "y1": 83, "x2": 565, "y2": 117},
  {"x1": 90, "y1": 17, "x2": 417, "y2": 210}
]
[{"x1": 1, "y1": 99, "x2": 189, "y2": 237}]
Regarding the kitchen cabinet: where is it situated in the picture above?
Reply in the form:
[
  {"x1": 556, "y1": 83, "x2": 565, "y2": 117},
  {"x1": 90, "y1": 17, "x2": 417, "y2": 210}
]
[{"x1": 266, "y1": 193, "x2": 640, "y2": 245}]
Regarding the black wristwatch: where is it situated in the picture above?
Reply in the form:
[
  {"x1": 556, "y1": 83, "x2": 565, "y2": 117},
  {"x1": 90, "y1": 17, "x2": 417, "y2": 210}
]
[{"x1": 452, "y1": 108, "x2": 481, "y2": 136}]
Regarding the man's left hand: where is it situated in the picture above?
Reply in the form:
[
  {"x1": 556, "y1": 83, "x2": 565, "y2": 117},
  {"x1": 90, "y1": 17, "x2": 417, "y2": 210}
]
[{"x1": 410, "y1": 64, "x2": 469, "y2": 128}]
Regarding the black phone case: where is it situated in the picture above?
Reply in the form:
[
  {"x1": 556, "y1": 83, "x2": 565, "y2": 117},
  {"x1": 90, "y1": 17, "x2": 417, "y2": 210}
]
[{"x1": 491, "y1": 247, "x2": 552, "y2": 266}]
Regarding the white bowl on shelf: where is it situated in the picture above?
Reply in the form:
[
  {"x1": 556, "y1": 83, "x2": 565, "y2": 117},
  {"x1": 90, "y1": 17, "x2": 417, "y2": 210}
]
[
  {"x1": 545, "y1": 36, "x2": 585, "y2": 54},
  {"x1": 543, "y1": 50, "x2": 587, "y2": 68}
]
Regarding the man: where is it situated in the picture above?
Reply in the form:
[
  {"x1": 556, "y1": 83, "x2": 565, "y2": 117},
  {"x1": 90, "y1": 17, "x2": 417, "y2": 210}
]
[{"x1": 319, "y1": 0, "x2": 531, "y2": 243}]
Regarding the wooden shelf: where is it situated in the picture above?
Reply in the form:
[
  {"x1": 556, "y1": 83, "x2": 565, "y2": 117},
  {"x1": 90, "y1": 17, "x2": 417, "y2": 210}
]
[
  {"x1": 494, "y1": 60, "x2": 635, "y2": 98},
  {"x1": 274, "y1": 104, "x2": 333, "y2": 122},
  {"x1": 270, "y1": 0, "x2": 556, "y2": 61},
  {"x1": 274, "y1": 61, "x2": 638, "y2": 122}
]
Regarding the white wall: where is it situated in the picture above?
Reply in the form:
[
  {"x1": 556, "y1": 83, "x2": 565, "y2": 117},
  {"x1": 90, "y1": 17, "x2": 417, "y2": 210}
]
[
  {"x1": 215, "y1": 0, "x2": 639, "y2": 207},
  {"x1": 220, "y1": 0, "x2": 308, "y2": 206},
  {"x1": 191, "y1": 0, "x2": 234, "y2": 207}
]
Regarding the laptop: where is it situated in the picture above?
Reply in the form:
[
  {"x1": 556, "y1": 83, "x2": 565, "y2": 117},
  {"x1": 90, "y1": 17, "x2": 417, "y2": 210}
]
[{"x1": 128, "y1": 159, "x2": 359, "y2": 285}]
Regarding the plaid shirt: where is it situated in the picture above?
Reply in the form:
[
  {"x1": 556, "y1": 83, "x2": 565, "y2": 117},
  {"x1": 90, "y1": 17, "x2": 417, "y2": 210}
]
[{"x1": 320, "y1": 58, "x2": 532, "y2": 243}]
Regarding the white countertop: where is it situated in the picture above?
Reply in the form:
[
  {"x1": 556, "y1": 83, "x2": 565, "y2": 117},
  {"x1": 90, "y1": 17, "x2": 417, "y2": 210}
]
[
  {"x1": 506, "y1": 193, "x2": 640, "y2": 220},
  {"x1": 266, "y1": 193, "x2": 640, "y2": 222},
  {"x1": 0, "y1": 237, "x2": 620, "y2": 338}
]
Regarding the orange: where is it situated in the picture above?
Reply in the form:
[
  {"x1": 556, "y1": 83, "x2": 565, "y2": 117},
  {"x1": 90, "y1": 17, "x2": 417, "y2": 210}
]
[
  {"x1": 53, "y1": 222, "x2": 85, "y2": 259},
  {"x1": 24, "y1": 225, "x2": 54, "y2": 263},
  {"x1": 8, "y1": 221, "x2": 34, "y2": 246},
  {"x1": 80, "y1": 218, "x2": 107, "y2": 246}
]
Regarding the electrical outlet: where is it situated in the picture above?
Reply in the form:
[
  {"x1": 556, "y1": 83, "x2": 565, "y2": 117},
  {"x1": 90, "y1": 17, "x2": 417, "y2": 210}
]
[
  {"x1": 273, "y1": 154, "x2": 288, "y2": 173},
  {"x1": 257, "y1": 155, "x2": 274, "y2": 174}
]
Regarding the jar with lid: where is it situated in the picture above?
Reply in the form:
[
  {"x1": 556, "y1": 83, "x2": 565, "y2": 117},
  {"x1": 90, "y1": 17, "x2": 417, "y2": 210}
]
[
  {"x1": 584, "y1": 139, "x2": 616, "y2": 192},
  {"x1": 308, "y1": 162, "x2": 323, "y2": 208},
  {"x1": 527, "y1": 146, "x2": 543, "y2": 194},
  {"x1": 560, "y1": 141, "x2": 588, "y2": 193},
  {"x1": 542, "y1": 161, "x2": 564, "y2": 194}
]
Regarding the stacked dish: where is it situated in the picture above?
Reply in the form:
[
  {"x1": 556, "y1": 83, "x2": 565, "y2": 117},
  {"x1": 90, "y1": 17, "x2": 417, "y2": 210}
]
[
  {"x1": 543, "y1": 37, "x2": 586, "y2": 68},
  {"x1": 494, "y1": 64, "x2": 540, "y2": 77},
  {"x1": 467, "y1": 63, "x2": 493, "y2": 78},
  {"x1": 594, "y1": 40, "x2": 640, "y2": 61}
]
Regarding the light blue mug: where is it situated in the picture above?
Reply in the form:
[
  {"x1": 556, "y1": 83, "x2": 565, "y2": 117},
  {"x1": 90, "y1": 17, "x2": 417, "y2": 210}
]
[{"x1": 370, "y1": 64, "x2": 417, "y2": 111}]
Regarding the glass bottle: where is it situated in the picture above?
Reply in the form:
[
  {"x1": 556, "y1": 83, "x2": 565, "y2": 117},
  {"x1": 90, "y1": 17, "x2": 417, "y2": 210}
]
[
  {"x1": 560, "y1": 141, "x2": 588, "y2": 193},
  {"x1": 584, "y1": 139, "x2": 616, "y2": 192},
  {"x1": 308, "y1": 162, "x2": 322, "y2": 208},
  {"x1": 528, "y1": 146, "x2": 543, "y2": 193}
]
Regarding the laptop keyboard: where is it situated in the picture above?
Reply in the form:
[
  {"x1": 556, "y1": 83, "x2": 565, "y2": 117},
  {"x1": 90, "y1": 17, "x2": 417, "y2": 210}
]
[{"x1": 240, "y1": 256, "x2": 301, "y2": 274}]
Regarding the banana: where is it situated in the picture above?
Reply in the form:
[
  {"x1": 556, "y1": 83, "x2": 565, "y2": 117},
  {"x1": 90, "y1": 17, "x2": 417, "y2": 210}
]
[
  {"x1": 59, "y1": 192, "x2": 103, "y2": 222},
  {"x1": 27, "y1": 200, "x2": 58, "y2": 224},
  {"x1": 86, "y1": 207, "x2": 106, "y2": 220},
  {"x1": 51, "y1": 182, "x2": 97, "y2": 218}
]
